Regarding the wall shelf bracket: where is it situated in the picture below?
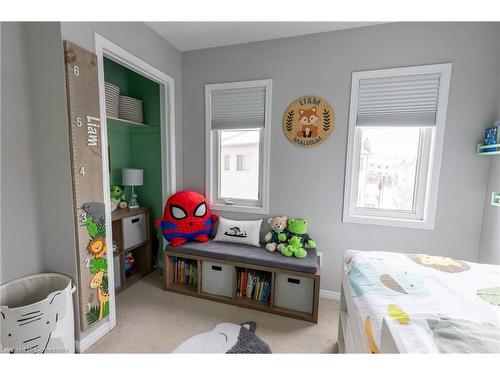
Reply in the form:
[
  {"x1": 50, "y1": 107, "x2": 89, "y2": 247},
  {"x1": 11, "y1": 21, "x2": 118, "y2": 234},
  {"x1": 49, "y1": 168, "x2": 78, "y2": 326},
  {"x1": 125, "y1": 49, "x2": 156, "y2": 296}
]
[{"x1": 491, "y1": 192, "x2": 500, "y2": 207}]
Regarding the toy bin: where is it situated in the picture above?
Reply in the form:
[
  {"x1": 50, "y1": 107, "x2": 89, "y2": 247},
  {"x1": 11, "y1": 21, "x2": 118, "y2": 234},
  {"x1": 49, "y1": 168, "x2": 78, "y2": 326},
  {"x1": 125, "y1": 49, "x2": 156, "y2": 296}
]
[
  {"x1": 201, "y1": 261, "x2": 233, "y2": 298},
  {"x1": 122, "y1": 213, "x2": 147, "y2": 250},
  {"x1": 0, "y1": 273, "x2": 76, "y2": 353},
  {"x1": 274, "y1": 273, "x2": 314, "y2": 314}
]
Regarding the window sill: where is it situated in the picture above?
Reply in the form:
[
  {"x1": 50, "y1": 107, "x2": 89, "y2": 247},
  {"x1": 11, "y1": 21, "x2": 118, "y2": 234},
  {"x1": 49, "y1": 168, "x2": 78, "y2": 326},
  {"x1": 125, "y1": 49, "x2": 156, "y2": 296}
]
[
  {"x1": 210, "y1": 203, "x2": 268, "y2": 215},
  {"x1": 343, "y1": 213, "x2": 435, "y2": 230}
]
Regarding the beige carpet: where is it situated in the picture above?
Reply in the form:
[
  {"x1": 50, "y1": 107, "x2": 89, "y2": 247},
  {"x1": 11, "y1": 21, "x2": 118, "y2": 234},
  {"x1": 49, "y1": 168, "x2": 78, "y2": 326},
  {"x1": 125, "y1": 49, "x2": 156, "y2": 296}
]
[{"x1": 87, "y1": 273, "x2": 339, "y2": 353}]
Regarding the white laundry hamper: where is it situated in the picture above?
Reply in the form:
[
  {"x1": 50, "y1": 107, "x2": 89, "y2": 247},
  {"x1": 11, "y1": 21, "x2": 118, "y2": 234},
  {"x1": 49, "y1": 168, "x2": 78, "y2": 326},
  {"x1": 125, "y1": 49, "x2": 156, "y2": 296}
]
[{"x1": 0, "y1": 273, "x2": 76, "y2": 353}]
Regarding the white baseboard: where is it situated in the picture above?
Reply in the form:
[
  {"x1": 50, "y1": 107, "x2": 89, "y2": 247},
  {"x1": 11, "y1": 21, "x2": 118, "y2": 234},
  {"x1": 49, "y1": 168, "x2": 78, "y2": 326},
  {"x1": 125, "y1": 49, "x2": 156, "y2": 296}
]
[
  {"x1": 320, "y1": 289, "x2": 341, "y2": 301},
  {"x1": 75, "y1": 321, "x2": 110, "y2": 353}
]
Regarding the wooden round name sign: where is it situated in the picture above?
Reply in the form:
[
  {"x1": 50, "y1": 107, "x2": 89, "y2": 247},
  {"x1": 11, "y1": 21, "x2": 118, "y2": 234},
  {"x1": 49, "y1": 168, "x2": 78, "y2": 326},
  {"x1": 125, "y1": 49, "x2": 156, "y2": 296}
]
[{"x1": 282, "y1": 96, "x2": 335, "y2": 147}]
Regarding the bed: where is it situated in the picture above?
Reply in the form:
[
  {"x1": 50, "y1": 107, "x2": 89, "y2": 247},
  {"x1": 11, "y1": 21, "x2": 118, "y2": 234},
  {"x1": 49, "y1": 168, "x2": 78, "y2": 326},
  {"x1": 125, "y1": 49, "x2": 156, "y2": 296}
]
[{"x1": 338, "y1": 250, "x2": 500, "y2": 353}]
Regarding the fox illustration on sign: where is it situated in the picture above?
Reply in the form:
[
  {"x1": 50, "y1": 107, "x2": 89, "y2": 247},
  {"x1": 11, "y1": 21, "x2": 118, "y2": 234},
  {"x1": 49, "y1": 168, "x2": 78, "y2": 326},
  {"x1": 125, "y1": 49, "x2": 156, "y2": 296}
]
[{"x1": 283, "y1": 96, "x2": 335, "y2": 147}]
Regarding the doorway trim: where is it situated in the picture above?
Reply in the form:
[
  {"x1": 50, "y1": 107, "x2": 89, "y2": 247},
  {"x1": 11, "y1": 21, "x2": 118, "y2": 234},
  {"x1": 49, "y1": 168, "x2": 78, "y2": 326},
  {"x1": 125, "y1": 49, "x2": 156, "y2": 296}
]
[{"x1": 91, "y1": 33, "x2": 176, "y2": 344}]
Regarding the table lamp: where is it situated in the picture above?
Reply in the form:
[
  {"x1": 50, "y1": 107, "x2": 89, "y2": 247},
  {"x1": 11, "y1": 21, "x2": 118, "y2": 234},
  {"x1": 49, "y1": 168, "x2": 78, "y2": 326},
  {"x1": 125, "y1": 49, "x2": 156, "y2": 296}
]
[{"x1": 122, "y1": 168, "x2": 143, "y2": 209}]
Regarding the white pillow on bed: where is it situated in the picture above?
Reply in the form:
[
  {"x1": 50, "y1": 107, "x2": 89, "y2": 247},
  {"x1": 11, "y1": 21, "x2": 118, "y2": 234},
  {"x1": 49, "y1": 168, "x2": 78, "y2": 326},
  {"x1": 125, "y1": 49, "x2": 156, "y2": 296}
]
[{"x1": 214, "y1": 217, "x2": 262, "y2": 247}]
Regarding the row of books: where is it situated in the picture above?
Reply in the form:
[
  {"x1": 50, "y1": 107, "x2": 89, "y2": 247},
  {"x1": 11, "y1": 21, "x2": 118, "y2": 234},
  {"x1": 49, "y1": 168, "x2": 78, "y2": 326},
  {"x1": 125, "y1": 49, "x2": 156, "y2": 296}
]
[
  {"x1": 173, "y1": 257, "x2": 197, "y2": 286},
  {"x1": 236, "y1": 268, "x2": 271, "y2": 303}
]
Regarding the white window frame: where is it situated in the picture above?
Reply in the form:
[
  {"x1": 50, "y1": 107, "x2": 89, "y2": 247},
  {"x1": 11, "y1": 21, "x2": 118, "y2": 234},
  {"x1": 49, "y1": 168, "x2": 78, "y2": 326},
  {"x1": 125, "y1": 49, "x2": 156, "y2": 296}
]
[
  {"x1": 343, "y1": 64, "x2": 452, "y2": 230},
  {"x1": 205, "y1": 79, "x2": 272, "y2": 214}
]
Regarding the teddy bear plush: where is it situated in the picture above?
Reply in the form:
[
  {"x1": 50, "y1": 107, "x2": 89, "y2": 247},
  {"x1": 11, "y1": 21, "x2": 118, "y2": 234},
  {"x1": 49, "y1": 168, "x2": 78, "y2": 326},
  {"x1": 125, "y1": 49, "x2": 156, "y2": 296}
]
[
  {"x1": 264, "y1": 216, "x2": 288, "y2": 252},
  {"x1": 280, "y1": 218, "x2": 316, "y2": 259}
]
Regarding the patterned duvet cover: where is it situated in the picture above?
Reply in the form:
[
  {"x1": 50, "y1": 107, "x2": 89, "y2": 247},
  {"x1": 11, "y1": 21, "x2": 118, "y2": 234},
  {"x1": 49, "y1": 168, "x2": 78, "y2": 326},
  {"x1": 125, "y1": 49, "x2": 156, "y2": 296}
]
[{"x1": 346, "y1": 251, "x2": 500, "y2": 353}]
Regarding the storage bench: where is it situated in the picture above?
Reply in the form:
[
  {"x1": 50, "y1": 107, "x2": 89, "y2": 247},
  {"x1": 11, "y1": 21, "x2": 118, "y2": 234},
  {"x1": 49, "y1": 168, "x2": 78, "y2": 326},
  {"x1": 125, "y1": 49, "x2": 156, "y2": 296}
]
[{"x1": 163, "y1": 240, "x2": 320, "y2": 323}]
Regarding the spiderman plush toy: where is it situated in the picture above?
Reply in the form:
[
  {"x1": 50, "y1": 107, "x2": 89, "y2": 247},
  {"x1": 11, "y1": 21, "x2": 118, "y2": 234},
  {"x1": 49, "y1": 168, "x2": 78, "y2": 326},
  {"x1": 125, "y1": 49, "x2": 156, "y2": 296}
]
[{"x1": 155, "y1": 191, "x2": 218, "y2": 247}]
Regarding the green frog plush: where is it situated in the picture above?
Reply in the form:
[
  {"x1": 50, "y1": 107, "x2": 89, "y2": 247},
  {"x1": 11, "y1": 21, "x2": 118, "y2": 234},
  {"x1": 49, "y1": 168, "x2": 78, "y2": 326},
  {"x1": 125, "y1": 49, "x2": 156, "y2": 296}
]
[{"x1": 280, "y1": 218, "x2": 316, "y2": 259}]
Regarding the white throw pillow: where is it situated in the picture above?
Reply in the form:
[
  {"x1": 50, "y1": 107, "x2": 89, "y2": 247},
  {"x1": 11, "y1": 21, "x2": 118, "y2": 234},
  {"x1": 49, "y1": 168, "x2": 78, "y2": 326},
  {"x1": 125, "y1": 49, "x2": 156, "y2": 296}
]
[{"x1": 214, "y1": 217, "x2": 262, "y2": 247}]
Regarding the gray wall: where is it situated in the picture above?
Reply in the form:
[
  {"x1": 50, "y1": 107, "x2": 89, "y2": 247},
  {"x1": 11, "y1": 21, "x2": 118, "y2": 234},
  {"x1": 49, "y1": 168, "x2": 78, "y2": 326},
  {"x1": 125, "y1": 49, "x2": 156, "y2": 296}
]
[
  {"x1": 24, "y1": 22, "x2": 81, "y2": 333},
  {"x1": 478, "y1": 62, "x2": 500, "y2": 265},
  {"x1": 1, "y1": 22, "x2": 44, "y2": 283},
  {"x1": 480, "y1": 160, "x2": 500, "y2": 265},
  {"x1": 60, "y1": 22, "x2": 184, "y2": 192},
  {"x1": 182, "y1": 22, "x2": 500, "y2": 293}
]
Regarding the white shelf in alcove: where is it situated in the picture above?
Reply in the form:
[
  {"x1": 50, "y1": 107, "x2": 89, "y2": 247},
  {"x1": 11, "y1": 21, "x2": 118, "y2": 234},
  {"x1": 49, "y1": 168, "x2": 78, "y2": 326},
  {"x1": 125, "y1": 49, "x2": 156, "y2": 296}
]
[{"x1": 107, "y1": 116, "x2": 149, "y2": 128}]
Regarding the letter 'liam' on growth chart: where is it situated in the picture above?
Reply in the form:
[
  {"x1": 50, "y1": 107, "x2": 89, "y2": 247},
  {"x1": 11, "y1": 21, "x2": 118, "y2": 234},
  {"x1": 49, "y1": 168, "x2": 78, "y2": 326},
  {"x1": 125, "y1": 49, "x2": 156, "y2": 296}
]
[{"x1": 282, "y1": 96, "x2": 335, "y2": 147}]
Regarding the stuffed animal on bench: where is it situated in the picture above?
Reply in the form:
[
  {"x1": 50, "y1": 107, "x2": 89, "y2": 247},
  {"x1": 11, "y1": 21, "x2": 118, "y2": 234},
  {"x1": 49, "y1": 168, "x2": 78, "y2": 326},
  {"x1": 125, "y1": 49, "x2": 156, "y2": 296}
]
[
  {"x1": 264, "y1": 216, "x2": 288, "y2": 252},
  {"x1": 280, "y1": 218, "x2": 316, "y2": 258},
  {"x1": 155, "y1": 191, "x2": 218, "y2": 247}
]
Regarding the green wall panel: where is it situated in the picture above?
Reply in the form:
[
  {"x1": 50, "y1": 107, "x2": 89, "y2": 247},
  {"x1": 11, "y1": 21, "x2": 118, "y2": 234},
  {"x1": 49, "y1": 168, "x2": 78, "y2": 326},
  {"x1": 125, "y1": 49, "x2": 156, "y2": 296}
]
[
  {"x1": 130, "y1": 128, "x2": 163, "y2": 230},
  {"x1": 107, "y1": 122, "x2": 131, "y2": 186},
  {"x1": 104, "y1": 58, "x2": 164, "y2": 255},
  {"x1": 128, "y1": 71, "x2": 160, "y2": 128},
  {"x1": 103, "y1": 57, "x2": 129, "y2": 95}
]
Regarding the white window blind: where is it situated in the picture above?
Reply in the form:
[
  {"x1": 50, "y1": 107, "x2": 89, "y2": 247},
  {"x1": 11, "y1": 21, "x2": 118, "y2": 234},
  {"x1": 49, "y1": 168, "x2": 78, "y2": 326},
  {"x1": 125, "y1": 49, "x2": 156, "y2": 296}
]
[
  {"x1": 211, "y1": 86, "x2": 266, "y2": 129},
  {"x1": 356, "y1": 73, "x2": 441, "y2": 126}
]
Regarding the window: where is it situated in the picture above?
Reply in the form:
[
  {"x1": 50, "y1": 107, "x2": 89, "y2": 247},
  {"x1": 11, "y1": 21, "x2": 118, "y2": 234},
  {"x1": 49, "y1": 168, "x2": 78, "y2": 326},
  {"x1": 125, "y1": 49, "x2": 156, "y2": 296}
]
[
  {"x1": 343, "y1": 64, "x2": 452, "y2": 229},
  {"x1": 205, "y1": 79, "x2": 271, "y2": 213},
  {"x1": 236, "y1": 154, "x2": 251, "y2": 172},
  {"x1": 223, "y1": 154, "x2": 230, "y2": 171},
  {"x1": 221, "y1": 131, "x2": 259, "y2": 200}
]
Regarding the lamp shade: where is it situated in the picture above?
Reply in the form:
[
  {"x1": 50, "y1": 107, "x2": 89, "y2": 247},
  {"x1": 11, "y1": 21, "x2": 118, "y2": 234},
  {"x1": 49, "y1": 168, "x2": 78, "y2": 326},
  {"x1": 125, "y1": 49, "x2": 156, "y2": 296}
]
[{"x1": 122, "y1": 168, "x2": 143, "y2": 186}]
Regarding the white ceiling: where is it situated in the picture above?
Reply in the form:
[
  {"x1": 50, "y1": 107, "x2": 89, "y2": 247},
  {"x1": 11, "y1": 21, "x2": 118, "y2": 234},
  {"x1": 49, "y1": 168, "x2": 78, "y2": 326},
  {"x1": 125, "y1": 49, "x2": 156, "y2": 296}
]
[{"x1": 146, "y1": 22, "x2": 381, "y2": 52}]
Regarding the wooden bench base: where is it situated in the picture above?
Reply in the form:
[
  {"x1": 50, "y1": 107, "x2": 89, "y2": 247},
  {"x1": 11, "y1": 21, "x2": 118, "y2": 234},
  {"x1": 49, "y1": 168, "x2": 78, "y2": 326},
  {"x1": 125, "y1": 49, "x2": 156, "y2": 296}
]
[{"x1": 164, "y1": 249, "x2": 320, "y2": 323}]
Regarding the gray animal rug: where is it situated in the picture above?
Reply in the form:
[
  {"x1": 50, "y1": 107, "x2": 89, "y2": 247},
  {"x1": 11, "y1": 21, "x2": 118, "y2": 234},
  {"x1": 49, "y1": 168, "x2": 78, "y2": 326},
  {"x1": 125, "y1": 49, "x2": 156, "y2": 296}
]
[{"x1": 173, "y1": 321, "x2": 271, "y2": 353}]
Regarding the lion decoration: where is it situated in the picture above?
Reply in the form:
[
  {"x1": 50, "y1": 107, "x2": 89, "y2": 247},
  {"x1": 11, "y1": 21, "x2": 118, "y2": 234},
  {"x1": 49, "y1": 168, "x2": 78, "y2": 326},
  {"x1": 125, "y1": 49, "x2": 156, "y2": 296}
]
[{"x1": 87, "y1": 237, "x2": 107, "y2": 258}]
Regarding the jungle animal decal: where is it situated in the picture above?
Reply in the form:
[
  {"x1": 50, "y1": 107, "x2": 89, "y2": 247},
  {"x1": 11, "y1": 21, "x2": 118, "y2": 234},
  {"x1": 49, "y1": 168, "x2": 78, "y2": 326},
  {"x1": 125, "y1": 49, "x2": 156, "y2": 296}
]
[
  {"x1": 87, "y1": 237, "x2": 107, "y2": 258},
  {"x1": 82, "y1": 202, "x2": 109, "y2": 325},
  {"x1": 82, "y1": 204, "x2": 105, "y2": 240},
  {"x1": 86, "y1": 257, "x2": 109, "y2": 324},
  {"x1": 282, "y1": 96, "x2": 335, "y2": 147},
  {"x1": 89, "y1": 269, "x2": 109, "y2": 321},
  {"x1": 407, "y1": 254, "x2": 471, "y2": 273},
  {"x1": 0, "y1": 292, "x2": 65, "y2": 353},
  {"x1": 348, "y1": 259, "x2": 429, "y2": 297}
]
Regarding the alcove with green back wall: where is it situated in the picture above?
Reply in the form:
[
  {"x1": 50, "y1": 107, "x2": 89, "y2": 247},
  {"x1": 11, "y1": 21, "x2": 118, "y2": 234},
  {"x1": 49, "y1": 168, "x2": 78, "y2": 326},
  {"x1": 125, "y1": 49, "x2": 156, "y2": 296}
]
[{"x1": 104, "y1": 57, "x2": 163, "y2": 257}]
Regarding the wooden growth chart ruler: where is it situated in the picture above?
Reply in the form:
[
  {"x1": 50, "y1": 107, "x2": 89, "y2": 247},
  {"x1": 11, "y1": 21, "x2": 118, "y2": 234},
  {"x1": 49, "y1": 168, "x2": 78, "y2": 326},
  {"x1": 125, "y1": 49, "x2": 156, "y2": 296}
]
[{"x1": 64, "y1": 41, "x2": 109, "y2": 331}]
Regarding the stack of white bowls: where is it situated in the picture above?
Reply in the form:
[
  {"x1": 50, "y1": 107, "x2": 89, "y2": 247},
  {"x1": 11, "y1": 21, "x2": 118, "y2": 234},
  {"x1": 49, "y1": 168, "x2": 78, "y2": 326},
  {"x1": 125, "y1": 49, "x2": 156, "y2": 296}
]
[
  {"x1": 119, "y1": 95, "x2": 143, "y2": 124},
  {"x1": 104, "y1": 82, "x2": 120, "y2": 118}
]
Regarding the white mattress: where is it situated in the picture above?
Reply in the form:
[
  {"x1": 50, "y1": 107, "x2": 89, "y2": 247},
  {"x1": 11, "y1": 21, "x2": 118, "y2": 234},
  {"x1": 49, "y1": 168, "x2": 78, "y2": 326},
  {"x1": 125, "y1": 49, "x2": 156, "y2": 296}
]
[{"x1": 344, "y1": 250, "x2": 500, "y2": 353}]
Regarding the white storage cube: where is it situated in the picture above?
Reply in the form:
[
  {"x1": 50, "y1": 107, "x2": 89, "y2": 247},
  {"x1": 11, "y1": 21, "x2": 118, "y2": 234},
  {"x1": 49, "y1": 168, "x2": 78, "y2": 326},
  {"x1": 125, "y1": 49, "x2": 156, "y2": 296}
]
[
  {"x1": 122, "y1": 213, "x2": 147, "y2": 250},
  {"x1": 201, "y1": 262, "x2": 233, "y2": 298},
  {"x1": 274, "y1": 273, "x2": 314, "y2": 314}
]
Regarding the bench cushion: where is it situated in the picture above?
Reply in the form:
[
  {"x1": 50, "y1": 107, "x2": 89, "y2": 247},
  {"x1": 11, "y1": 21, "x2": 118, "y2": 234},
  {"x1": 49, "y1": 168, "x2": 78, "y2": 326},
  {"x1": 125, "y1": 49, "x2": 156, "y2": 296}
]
[{"x1": 166, "y1": 240, "x2": 318, "y2": 274}]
